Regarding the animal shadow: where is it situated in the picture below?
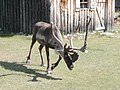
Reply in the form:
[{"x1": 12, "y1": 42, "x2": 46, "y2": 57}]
[{"x1": 0, "y1": 61, "x2": 62, "y2": 81}]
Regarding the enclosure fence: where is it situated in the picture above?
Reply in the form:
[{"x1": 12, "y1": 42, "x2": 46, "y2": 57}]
[{"x1": 0, "y1": 0, "x2": 50, "y2": 34}]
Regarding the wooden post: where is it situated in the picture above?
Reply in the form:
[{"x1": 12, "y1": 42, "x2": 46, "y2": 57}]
[
  {"x1": 104, "y1": 0, "x2": 107, "y2": 31},
  {"x1": 68, "y1": 0, "x2": 71, "y2": 34},
  {"x1": 105, "y1": 0, "x2": 115, "y2": 31},
  {"x1": 0, "y1": 0, "x2": 3, "y2": 31},
  {"x1": 111, "y1": 0, "x2": 115, "y2": 30},
  {"x1": 22, "y1": 0, "x2": 26, "y2": 34}
]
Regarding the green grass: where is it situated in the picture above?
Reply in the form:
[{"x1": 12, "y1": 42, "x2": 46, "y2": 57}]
[{"x1": 0, "y1": 32, "x2": 120, "y2": 90}]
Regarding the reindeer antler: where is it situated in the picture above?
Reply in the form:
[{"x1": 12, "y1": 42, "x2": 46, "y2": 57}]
[{"x1": 64, "y1": 43, "x2": 74, "y2": 52}]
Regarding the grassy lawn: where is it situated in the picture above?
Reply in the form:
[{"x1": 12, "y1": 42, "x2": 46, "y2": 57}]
[{"x1": 0, "y1": 30, "x2": 120, "y2": 90}]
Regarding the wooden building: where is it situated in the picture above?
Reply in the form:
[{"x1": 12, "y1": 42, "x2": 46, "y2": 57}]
[
  {"x1": 50, "y1": 0, "x2": 115, "y2": 34},
  {"x1": 0, "y1": 0, "x2": 115, "y2": 34}
]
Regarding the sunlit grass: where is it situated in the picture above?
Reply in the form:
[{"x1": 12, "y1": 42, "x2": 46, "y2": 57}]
[{"x1": 0, "y1": 32, "x2": 120, "y2": 90}]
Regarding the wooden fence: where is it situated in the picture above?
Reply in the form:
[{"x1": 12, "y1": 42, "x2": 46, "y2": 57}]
[
  {"x1": 50, "y1": 0, "x2": 96, "y2": 34},
  {"x1": 61, "y1": 9, "x2": 95, "y2": 34},
  {"x1": 0, "y1": 0, "x2": 114, "y2": 34},
  {"x1": 0, "y1": 0, "x2": 50, "y2": 34},
  {"x1": 0, "y1": 0, "x2": 95, "y2": 35}
]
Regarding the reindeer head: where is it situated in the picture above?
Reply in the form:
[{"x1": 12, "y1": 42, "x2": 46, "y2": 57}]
[{"x1": 64, "y1": 43, "x2": 79, "y2": 70}]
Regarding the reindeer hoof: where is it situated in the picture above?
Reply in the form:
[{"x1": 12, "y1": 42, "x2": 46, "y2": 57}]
[
  {"x1": 46, "y1": 70, "x2": 52, "y2": 74},
  {"x1": 85, "y1": 50, "x2": 88, "y2": 53},
  {"x1": 26, "y1": 59, "x2": 31, "y2": 63},
  {"x1": 51, "y1": 64, "x2": 56, "y2": 70},
  {"x1": 51, "y1": 66, "x2": 55, "y2": 70},
  {"x1": 40, "y1": 64, "x2": 47, "y2": 67}
]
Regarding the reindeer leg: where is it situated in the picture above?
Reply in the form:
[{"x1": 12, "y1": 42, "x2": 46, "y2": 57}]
[
  {"x1": 45, "y1": 46, "x2": 52, "y2": 74},
  {"x1": 51, "y1": 55, "x2": 62, "y2": 70},
  {"x1": 38, "y1": 45, "x2": 46, "y2": 67},
  {"x1": 26, "y1": 35, "x2": 36, "y2": 63}
]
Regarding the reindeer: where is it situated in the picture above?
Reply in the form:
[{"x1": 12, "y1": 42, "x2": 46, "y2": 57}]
[{"x1": 26, "y1": 22, "x2": 79, "y2": 74}]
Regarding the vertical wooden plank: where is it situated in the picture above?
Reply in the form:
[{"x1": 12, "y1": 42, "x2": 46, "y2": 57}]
[
  {"x1": 36, "y1": 0, "x2": 38, "y2": 22},
  {"x1": 17, "y1": 0, "x2": 20, "y2": 33},
  {"x1": 111, "y1": 0, "x2": 115, "y2": 31},
  {"x1": 31, "y1": 0, "x2": 34, "y2": 32},
  {"x1": 50, "y1": 0, "x2": 54, "y2": 23},
  {"x1": 4, "y1": 0, "x2": 6, "y2": 32},
  {"x1": 60, "y1": 10, "x2": 64, "y2": 35},
  {"x1": 20, "y1": 0, "x2": 23, "y2": 33},
  {"x1": 52, "y1": 0, "x2": 56, "y2": 24},
  {"x1": 46, "y1": 0, "x2": 49, "y2": 22},
  {"x1": 74, "y1": 11, "x2": 77, "y2": 31},
  {"x1": 45, "y1": 0, "x2": 47, "y2": 22},
  {"x1": 0, "y1": 0, "x2": 4, "y2": 31},
  {"x1": 47, "y1": 0, "x2": 51, "y2": 23},
  {"x1": 0, "y1": 0, "x2": 3, "y2": 31},
  {"x1": 44, "y1": 0, "x2": 47, "y2": 22},
  {"x1": 75, "y1": 10, "x2": 80, "y2": 32},
  {"x1": 55, "y1": 0, "x2": 59, "y2": 26},
  {"x1": 0, "y1": 0, "x2": 2, "y2": 30},
  {"x1": 109, "y1": 0, "x2": 112, "y2": 30},
  {"x1": 78, "y1": 10, "x2": 80, "y2": 32},
  {"x1": 80, "y1": 9, "x2": 84, "y2": 33},
  {"x1": 107, "y1": 0, "x2": 111, "y2": 30},
  {"x1": 31, "y1": 0, "x2": 33, "y2": 24},
  {"x1": 74, "y1": 11, "x2": 77, "y2": 32},
  {"x1": 9, "y1": 0, "x2": 13, "y2": 32},
  {"x1": 13, "y1": 0, "x2": 16, "y2": 32},
  {"x1": 39, "y1": 0, "x2": 41, "y2": 21},
  {"x1": 28, "y1": 0, "x2": 32, "y2": 34},
  {"x1": 91, "y1": 10, "x2": 94, "y2": 32},
  {"x1": 56, "y1": 0, "x2": 60, "y2": 27},
  {"x1": 79, "y1": 9, "x2": 81, "y2": 33},
  {"x1": 81, "y1": 9, "x2": 84, "y2": 33},
  {"x1": 25, "y1": 0, "x2": 29, "y2": 35},
  {"x1": 7, "y1": 0, "x2": 9, "y2": 32},
  {"x1": 68, "y1": 0, "x2": 71, "y2": 33},
  {"x1": 70, "y1": 0, "x2": 73, "y2": 33},
  {"x1": 65, "y1": 9, "x2": 67, "y2": 34},
  {"x1": 54, "y1": 0, "x2": 57, "y2": 25},
  {"x1": 28, "y1": 0, "x2": 30, "y2": 33},
  {"x1": 73, "y1": 0, "x2": 76, "y2": 32},
  {"x1": 14, "y1": 0, "x2": 17, "y2": 32},
  {"x1": 22, "y1": 0, "x2": 26, "y2": 33},
  {"x1": 53, "y1": 0, "x2": 55, "y2": 23},
  {"x1": 5, "y1": 0, "x2": 8, "y2": 32},
  {"x1": 30, "y1": 0, "x2": 33, "y2": 33},
  {"x1": 2, "y1": 0, "x2": 5, "y2": 32}
]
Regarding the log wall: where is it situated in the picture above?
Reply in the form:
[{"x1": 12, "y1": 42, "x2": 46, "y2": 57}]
[
  {"x1": 0, "y1": 0, "x2": 50, "y2": 34},
  {"x1": 0, "y1": 0, "x2": 115, "y2": 34}
]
